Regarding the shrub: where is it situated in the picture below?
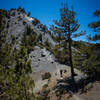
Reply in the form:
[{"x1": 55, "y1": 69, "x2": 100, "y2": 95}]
[
  {"x1": 11, "y1": 12, "x2": 15, "y2": 16},
  {"x1": 42, "y1": 72, "x2": 51, "y2": 80},
  {"x1": 39, "y1": 89, "x2": 50, "y2": 100},
  {"x1": 17, "y1": 6, "x2": 26, "y2": 14},
  {"x1": 43, "y1": 39, "x2": 52, "y2": 52},
  {"x1": 21, "y1": 26, "x2": 39, "y2": 50},
  {"x1": 18, "y1": 16, "x2": 22, "y2": 21},
  {"x1": 53, "y1": 45, "x2": 70, "y2": 65},
  {"x1": 15, "y1": 22, "x2": 17, "y2": 24},
  {"x1": 23, "y1": 21, "x2": 26, "y2": 25},
  {"x1": 26, "y1": 25, "x2": 33, "y2": 35},
  {"x1": 32, "y1": 18, "x2": 40, "y2": 26},
  {"x1": 43, "y1": 84, "x2": 48, "y2": 89},
  {"x1": 0, "y1": 9, "x2": 6, "y2": 32},
  {"x1": 27, "y1": 11, "x2": 31, "y2": 16},
  {"x1": 6, "y1": 23, "x2": 9, "y2": 28},
  {"x1": 38, "y1": 33, "x2": 42, "y2": 42}
]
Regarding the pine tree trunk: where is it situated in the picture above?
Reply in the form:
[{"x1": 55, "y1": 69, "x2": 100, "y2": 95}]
[
  {"x1": 68, "y1": 24, "x2": 75, "y2": 81},
  {"x1": 69, "y1": 38, "x2": 75, "y2": 81}
]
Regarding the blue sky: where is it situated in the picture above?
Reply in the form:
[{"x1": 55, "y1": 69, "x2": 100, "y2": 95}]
[{"x1": 0, "y1": 0, "x2": 100, "y2": 41}]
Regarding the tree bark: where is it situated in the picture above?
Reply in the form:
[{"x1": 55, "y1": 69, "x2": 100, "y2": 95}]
[
  {"x1": 68, "y1": 23, "x2": 75, "y2": 81},
  {"x1": 69, "y1": 38, "x2": 75, "y2": 81}
]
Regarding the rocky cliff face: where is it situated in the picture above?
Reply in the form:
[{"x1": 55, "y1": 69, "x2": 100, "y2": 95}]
[{"x1": 4, "y1": 8, "x2": 56, "y2": 47}]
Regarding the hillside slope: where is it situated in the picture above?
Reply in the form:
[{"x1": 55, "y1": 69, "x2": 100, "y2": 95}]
[{"x1": 3, "y1": 8, "x2": 56, "y2": 47}]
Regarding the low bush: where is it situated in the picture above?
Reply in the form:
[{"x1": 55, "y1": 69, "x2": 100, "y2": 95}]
[
  {"x1": 43, "y1": 84, "x2": 48, "y2": 89},
  {"x1": 38, "y1": 89, "x2": 50, "y2": 100},
  {"x1": 42, "y1": 72, "x2": 51, "y2": 80}
]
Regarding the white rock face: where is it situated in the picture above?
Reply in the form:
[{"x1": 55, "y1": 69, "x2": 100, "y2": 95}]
[
  {"x1": 29, "y1": 46, "x2": 85, "y2": 93},
  {"x1": 25, "y1": 15, "x2": 34, "y2": 22},
  {"x1": 29, "y1": 46, "x2": 56, "y2": 73},
  {"x1": 5, "y1": 9, "x2": 56, "y2": 48}
]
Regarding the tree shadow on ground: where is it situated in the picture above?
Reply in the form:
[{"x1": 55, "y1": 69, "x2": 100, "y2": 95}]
[{"x1": 53, "y1": 76, "x2": 100, "y2": 99}]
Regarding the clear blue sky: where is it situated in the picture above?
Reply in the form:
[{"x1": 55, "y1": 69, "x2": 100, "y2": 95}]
[{"x1": 0, "y1": 0, "x2": 100, "y2": 41}]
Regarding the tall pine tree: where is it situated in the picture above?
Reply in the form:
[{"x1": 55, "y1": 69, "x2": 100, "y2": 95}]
[
  {"x1": 88, "y1": 10, "x2": 100, "y2": 41},
  {"x1": 73, "y1": 10, "x2": 100, "y2": 79},
  {"x1": 51, "y1": 3, "x2": 85, "y2": 81}
]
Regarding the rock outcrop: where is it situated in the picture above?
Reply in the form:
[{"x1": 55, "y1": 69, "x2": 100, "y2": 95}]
[{"x1": 4, "y1": 8, "x2": 56, "y2": 47}]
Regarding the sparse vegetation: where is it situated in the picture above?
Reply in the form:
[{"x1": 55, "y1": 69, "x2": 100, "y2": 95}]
[
  {"x1": 18, "y1": 16, "x2": 22, "y2": 21},
  {"x1": 43, "y1": 84, "x2": 48, "y2": 89},
  {"x1": 0, "y1": 37, "x2": 36, "y2": 100},
  {"x1": 38, "y1": 33, "x2": 42, "y2": 43},
  {"x1": 53, "y1": 44, "x2": 70, "y2": 65},
  {"x1": 0, "y1": 9, "x2": 6, "y2": 32},
  {"x1": 42, "y1": 72, "x2": 51, "y2": 80},
  {"x1": 21, "y1": 25, "x2": 39, "y2": 50},
  {"x1": 23, "y1": 21, "x2": 26, "y2": 25},
  {"x1": 0, "y1": 11, "x2": 36, "y2": 99},
  {"x1": 17, "y1": 6, "x2": 26, "y2": 14},
  {"x1": 43, "y1": 39, "x2": 52, "y2": 52},
  {"x1": 32, "y1": 18, "x2": 40, "y2": 26},
  {"x1": 11, "y1": 11, "x2": 15, "y2": 16},
  {"x1": 38, "y1": 88, "x2": 50, "y2": 100},
  {"x1": 27, "y1": 11, "x2": 31, "y2": 16}
]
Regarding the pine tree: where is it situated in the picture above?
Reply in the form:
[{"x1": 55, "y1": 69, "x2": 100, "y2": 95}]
[
  {"x1": 0, "y1": 44, "x2": 36, "y2": 100},
  {"x1": 73, "y1": 9, "x2": 100, "y2": 78},
  {"x1": 88, "y1": 10, "x2": 100, "y2": 41},
  {"x1": 51, "y1": 3, "x2": 85, "y2": 81}
]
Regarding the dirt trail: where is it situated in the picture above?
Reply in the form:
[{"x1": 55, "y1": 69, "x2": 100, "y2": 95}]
[{"x1": 73, "y1": 95, "x2": 83, "y2": 100}]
